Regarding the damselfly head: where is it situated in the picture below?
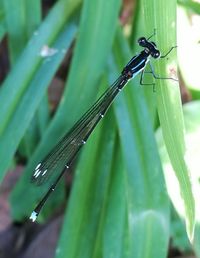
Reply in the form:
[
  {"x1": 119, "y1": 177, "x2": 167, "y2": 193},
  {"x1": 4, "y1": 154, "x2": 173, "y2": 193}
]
[
  {"x1": 138, "y1": 37, "x2": 160, "y2": 59},
  {"x1": 138, "y1": 37, "x2": 148, "y2": 47}
]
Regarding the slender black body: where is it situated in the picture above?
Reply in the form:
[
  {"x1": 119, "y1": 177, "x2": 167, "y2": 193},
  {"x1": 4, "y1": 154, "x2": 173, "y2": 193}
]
[{"x1": 30, "y1": 37, "x2": 163, "y2": 222}]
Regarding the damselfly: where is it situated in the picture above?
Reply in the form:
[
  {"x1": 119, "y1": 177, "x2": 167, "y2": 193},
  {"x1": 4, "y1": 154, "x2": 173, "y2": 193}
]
[{"x1": 30, "y1": 35, "x2": 177, "y2": 222}]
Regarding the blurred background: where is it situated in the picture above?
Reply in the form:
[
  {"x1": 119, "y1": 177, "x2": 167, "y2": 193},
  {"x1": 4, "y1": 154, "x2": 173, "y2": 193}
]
[{"x1": 0, "y1": 0, "x2": 200, "y2": 258}]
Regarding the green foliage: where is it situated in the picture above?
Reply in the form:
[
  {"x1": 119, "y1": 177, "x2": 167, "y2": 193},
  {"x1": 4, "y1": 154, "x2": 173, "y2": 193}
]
[
  {"x1": 157, "y1": 101, "x2": 200, "y2": 257},
  {"x1": 0, "y1": 0, "x2": 199, "y2": 257}
]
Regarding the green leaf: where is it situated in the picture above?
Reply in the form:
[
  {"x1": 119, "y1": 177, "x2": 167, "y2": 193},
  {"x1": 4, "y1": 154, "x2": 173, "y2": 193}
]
[
  {"x1": 3, "y1": 0, "x2": 45, "y2": 158},
  {"x1": 178, "y1": 0, "x2": 200, "y2": 14},
  {"x1": 102, "y1": 146, "x2": 127, "y2": 258},
  {"x1": 7, "y1": 23, "x2": 77, "y2": 220},
  {"x1": 0, "y1": 0, "x2": 81, "y2": 135},
  {"x1": 157, "y1": 101, "x2": 200, "y2": 256},
  {"x1": 141, "y1": 0, "x2": 195, "y2": 241},
  {"x1": 3, "y1": 0, "x2": 41, "y2": 63},
  {"x1": 109, "y1": 28, "x2": 170, "y2": 258},
  {"x1": 10, "y1": 0, "x2": 121, "y2": 220},
  {"x1": 56, "y1": 113, "x2": 117, "y2": 258},
  {"x1": 0, "y1": 1, "x2": 5, "y2": 39},
  {"x1": 0, "y1": 0, "x2": 81, "y2": 181}
]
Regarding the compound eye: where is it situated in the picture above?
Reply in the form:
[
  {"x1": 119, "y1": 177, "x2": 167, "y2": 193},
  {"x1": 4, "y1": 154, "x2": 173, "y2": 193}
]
[
  {"x1": 138, "y1": 37, "x2": 147, "y2": 47},
  {"x1": 151, "y1": 50, "x2": 160, "y2": 59}
]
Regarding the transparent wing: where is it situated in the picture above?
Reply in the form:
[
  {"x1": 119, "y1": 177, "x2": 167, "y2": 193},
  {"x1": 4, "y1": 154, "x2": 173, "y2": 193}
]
[{"x1": 31, "y1": 75, "x2": 125, "y2": 185}]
